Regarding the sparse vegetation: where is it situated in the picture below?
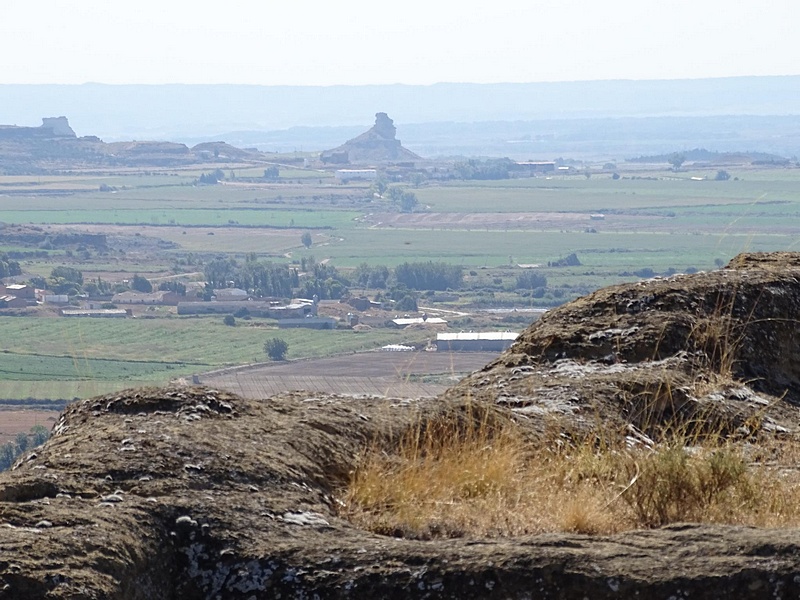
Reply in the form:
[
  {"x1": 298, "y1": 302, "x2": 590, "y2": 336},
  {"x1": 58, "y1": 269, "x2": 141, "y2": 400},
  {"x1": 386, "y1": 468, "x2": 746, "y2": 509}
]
[{"x1": 341, "y1": 410, "x2": 800, "y2": 538}]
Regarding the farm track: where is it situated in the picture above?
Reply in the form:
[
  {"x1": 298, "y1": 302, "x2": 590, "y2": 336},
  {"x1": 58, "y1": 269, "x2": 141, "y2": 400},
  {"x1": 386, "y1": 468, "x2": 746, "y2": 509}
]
[{"x1": 201, "y1": 351, "x2": 498, "y2": 398}]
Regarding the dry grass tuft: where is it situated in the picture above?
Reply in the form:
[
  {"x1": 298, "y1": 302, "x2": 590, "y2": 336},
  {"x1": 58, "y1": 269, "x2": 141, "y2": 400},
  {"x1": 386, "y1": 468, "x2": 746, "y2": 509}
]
[
  {"x1": 340, "y1": 408, "x2": 800, "y2": 539},
  {"x1": 340, "y1": 286, "x2": 800, "y2": 539}
]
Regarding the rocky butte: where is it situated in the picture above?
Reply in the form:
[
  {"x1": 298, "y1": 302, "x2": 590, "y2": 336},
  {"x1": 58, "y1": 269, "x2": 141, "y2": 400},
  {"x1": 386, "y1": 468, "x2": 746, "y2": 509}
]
[
  {"x1": 2, "y1": 253, "x2": 800, "y2": 598},
  {"x1": 321, "y1": 112, "x2": 421, "y2": 164}
]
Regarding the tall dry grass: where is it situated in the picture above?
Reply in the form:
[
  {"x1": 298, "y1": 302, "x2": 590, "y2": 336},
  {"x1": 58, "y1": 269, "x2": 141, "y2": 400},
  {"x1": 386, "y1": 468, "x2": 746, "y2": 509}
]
[
  {"x1": 341, "y1": 283, "x2": 800, "y2": 539},
  {"x1": 340, "y1": 409, "x2": 800, "y2": 538}
]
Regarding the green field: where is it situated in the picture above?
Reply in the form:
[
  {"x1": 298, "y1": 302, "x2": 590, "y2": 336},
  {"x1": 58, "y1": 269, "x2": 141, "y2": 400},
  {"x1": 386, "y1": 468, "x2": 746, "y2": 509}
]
[
  {"x1": 295, "y1": 229, "x2": 787, "y2": 269},
  {"x1": 0, "y1": 316, "x2": 431, "y2": 400},
  {"x1": 0, "y1": 208, "x2": 359, "y2": 228},
  {"x1": 416, "y1": 175, "x2": 800, "y2": 213},
  {"x1": 2, "y1": 162, "x2": 800, "y2": 401}
]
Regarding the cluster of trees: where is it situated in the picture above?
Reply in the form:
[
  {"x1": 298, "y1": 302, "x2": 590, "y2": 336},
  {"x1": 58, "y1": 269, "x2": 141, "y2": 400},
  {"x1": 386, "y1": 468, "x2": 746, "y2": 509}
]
[
  {"x1": 0, "y1": 426, "x2": 49, "y2": 472},
  {"x1": 205, "y1": 255, "x2": 443, "y2": 306},
  {"x1": 83, "y1": 277, "x2": 113, "y2": 296},
  {"x1": 380, "y1": 284, "x2": 418, "y2": 311},
  {"x1": 198, "y1": 169, "x2": 225, "y2": 185},
  {"x1": 47, "y1": 266, "x2": 84, "y2": 295},
  {"x1": 548, "y1": 253, "x2": 582, "y2": 268},
  {"x1": 204, "y1": 257, "x2": 299, "y2": 298},
  {"x1": 30, "y1": 268, "x2": 160, "y2": 298},
  {"x1": 394, "y1": 261, "x2": 463, "y2": 291},
  {"x1": 297, "y1": 260, "x2": 349, "y2": 300},
  {"x1": 386, "y1": 187, "x2": 418, "y2": 212},
  {"x1": 158, "y1": 280, "x2": 187, "y2": 295},
  {"x1": 131, "y1": 274, "x2": 153, "y2": 293},
  {"x1": 46, "y1": 273, "x2": 171, "y2": 298},
  {"x1": 454, "y1": 158, "x2": 514, "y2": 180},
  {"x1": 515, "y1": 270, "x2": 548, "y2": 291},
  {"x1": 352, "y1": 263, "x2": 390, "y2": 289},
  {"x1": 0, "y1": 254, "x2": 22, "y2": 279}
]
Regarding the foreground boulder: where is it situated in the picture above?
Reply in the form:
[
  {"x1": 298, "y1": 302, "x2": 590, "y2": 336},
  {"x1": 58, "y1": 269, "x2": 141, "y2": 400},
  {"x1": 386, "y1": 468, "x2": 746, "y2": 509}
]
[{"x1": 3, "y1": 253, "x2": 800, "y2": 598}]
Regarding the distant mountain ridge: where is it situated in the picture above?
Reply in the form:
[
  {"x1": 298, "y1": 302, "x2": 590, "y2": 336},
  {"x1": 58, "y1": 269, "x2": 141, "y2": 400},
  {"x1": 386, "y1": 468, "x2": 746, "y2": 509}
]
[{"x1": 2, "y1": 76, "x2": 800, "y2": 142}]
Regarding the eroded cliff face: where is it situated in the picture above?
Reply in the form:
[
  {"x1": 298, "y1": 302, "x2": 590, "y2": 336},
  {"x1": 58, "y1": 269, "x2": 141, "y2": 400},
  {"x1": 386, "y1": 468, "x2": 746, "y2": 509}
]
[{"x1": 4, "y1": 253, "x2": 800, "y2": 599}]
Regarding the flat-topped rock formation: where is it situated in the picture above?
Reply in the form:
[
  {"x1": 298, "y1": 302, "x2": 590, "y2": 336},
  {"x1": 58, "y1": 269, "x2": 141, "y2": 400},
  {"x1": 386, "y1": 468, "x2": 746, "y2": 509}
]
[
  {"x1": 0, "y1": 116, "x2": 76, "y2": 140},
  {"x1": 0, "y1": 118, "x2": 264, "y2": 173}
]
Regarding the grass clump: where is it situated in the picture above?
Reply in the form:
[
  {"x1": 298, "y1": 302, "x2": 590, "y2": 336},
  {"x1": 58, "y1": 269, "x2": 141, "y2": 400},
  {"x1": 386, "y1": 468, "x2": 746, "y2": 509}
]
[{"x1": 340, "y1": 407, "x2": 800, "y2": 539}]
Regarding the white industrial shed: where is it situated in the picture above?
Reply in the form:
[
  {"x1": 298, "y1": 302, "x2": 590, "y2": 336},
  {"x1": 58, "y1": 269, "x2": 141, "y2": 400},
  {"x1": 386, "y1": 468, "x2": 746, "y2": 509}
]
[{"x1": 436, "y1": 332, "x2": 518, "y2": 352}]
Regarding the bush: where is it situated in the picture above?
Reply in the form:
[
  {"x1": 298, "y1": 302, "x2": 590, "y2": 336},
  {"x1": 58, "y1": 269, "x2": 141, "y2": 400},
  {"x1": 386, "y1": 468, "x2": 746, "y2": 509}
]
[
  {"x1": 131, "y1": 274, "x2": 152, "y2": 293},
  {"x1": 395, "y1": 261, "x2": 463, "y2": 291},
  {"x1": 516, "y1": 270, "x2": 547, "y2": 290},
  {"x1": 223, "y1": 315, "x2": 236, "y2": 327},
  {"x1": 264, "y1": 338, "x2": 289, "y2": 361},
  {"x1": 395, "y1": 295, "x2": 418, "y2": 311},
  {"x1": 549, "y1": 253, "x2": 581, "y2": 268}
]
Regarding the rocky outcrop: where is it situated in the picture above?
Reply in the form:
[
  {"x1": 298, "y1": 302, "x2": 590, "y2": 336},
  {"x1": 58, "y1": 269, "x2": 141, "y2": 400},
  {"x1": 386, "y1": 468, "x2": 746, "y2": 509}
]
[
  {"x1": 4, "y1": 253, "x2": 800, "y2": 598},
  {"x1": 448, "y1": 252, "x2": 800, "y2": 439},
  {"x1": 0, "y1": 117, "x2": 76, "y2": 141},
  {"x1": 321, "y1": 113, "x2": 421, "y2": 164},
  {"x1": 0, "y1": 119, "x2": 262, "y2": 173},
  {"x1": 40, "y1": 117, "x2": 76, "y2": 138}
]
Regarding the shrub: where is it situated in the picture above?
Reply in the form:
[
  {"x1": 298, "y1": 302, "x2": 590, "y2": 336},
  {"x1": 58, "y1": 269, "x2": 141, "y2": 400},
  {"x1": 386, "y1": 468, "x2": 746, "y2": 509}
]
[
  {"x1": 395, "y1": 295, "x2": 418, "y2": 312},
  {"x1": 264, "y1": 338, "x2": 288, "y2": 361},
  {"x1": 549, "y1": 253, "x2": 581, "y2": 268},
  {"x1": 516, "y1": 271, "x2": 547, "y2": 290},
  {"x1": 223, "y1": 315, "x2": 236, "y2": 327}
]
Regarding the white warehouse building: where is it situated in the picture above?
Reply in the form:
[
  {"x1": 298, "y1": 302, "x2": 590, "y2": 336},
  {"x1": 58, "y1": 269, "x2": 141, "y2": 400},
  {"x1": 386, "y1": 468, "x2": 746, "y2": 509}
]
[
  {"x1": 436, "y1": 331, "x2": 519, "y2": 352},
  {"x1": 335, "y1": 169, "x2": 377, "y2": 182}
]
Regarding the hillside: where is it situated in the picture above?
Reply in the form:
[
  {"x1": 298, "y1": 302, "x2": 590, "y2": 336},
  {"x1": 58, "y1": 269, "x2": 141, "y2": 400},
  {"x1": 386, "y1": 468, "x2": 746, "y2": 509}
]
[
  {"x1": 0, "y1": 117, "x2": 265, "y2": 174},
  {"x1": 2, "y1": 253, "x2": 800, "y2": 597}
]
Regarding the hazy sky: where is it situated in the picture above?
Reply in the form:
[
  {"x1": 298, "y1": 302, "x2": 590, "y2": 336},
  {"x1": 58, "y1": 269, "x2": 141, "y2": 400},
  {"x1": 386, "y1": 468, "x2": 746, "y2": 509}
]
[{"x1": 2, "y1": 0, "x2": 798, "y2": 85}]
